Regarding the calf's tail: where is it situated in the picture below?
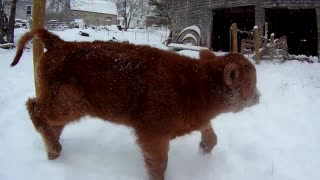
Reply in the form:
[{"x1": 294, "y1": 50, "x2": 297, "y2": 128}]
[{"x1": 11, "y1": 28, "x2": 63, "y2": 67}]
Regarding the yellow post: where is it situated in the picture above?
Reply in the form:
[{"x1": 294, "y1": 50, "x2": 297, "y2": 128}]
[
  {"x1": 231, "y1": 23, "x2": 238, "y2": 53},
  {"x1": 32, "y1": 0, "x2": 46, "y2": 96}
]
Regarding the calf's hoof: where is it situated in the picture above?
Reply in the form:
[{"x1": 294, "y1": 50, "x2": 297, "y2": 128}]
[
  {"x1": 199, "y1": 140, "x2": 216, "y2": 154},
  {"x1": 47, "y1": 142, "x2": 62, "y2": 160}
]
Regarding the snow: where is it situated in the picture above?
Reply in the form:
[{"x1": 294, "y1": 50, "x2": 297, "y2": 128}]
[
  {"x1": 71, "y1": 0, "x2": 117, "y2": 15},
  {"x1": 177, "y1": 50, "x2": 200, "y2": 59},
  {"x1": 1, "y1": 28, "x2": 320, "y2": 180}
]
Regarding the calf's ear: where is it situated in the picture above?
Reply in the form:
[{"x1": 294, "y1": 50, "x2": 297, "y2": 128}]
[
  {"x1": 223, "y1": 63, "x2": 240, "y2": 88},
  {"x1": 199, "y1": 49, "x2": 216, "y2": 61}
]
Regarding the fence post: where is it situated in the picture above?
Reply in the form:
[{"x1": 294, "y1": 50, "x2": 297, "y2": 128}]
[
  {"x1": 229, "y1": 27, "x2": 232, "y2": 52},
  {"x1": 270, "y1": 33, "x2": 275, "y2": 45},
  {"x1": 264, "y1": 22, "x2": 268, "y2": 48},
  {"x1": 254, "y1": 26, "x2": 261, "y2": 64},
  {"x1": 231, "y1": 23, "x2": 238, "y2": 53},
  {"x1": 270, "y1": 33, "x2": 275, "y2": 60},
  {"x1": 241, "y1": 39, "x2": 245, "y2": 54}
]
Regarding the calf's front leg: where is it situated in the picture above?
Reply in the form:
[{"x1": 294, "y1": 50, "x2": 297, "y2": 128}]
[
  {"x1": 137, "y1": 134, "x2": 169, "y2": 180},
  {"x1": 199, "y1": 123, "x2": 217, "y2": 154}
]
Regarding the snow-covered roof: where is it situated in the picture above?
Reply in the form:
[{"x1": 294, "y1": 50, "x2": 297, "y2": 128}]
[{"x1": 71, "y1": 0, "x2": 117, "y2": 15}]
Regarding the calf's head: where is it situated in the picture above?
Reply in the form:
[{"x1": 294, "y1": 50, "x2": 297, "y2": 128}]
[{"x1": 200, "y1": 50, "x2": 260, "y2": 112}]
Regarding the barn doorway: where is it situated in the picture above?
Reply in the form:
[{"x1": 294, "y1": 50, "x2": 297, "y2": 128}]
[
  {"x1": 265, "y1": 8, "x2": 318, "y2": 56},
  {"x1": 211, "y1": 6, "x2": 255, "y2": 52}
]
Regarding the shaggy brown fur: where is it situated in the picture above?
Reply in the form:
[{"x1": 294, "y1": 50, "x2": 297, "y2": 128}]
[{"x1": 11, "y1": 28, "x2": 259, "y2": 180}]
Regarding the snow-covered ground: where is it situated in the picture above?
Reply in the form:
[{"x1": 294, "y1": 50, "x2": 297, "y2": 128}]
[{"x1": 1, "y1": 28, "x2": 320, "y2": 180}]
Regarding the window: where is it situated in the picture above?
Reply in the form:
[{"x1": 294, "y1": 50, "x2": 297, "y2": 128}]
[
  {"x1": 26, "y1": 5, "x2": 32, "y2": 15},
  {"x1": 106, "y1": 17, "x2": 112, "y2": 25}
]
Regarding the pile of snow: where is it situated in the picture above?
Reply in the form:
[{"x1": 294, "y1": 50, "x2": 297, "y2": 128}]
[
  {"x1": 1, "y1": 28, "x2": 320, "y2": 180},
  {"x1": 107, "y1": 25, "x2": 121, "y2": 32}
]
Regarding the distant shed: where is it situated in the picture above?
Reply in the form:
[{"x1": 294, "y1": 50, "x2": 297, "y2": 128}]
[
  {"x1": 71, "y1": 0, "x2": 117, "y2": 26},
  {"x1": 171, "y1": 0, "x2": 320, "y2": 56}
]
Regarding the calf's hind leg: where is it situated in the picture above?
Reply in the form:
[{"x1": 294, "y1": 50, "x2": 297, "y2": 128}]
[
  {"x1": 26, "y1": 98, "x2": 63, "y2": 160},
  {"x1": 26, "y1": 83, "x2": 87, "y2": 159}
]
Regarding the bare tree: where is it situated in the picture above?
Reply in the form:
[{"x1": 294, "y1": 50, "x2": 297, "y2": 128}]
[
  {"x1": 0, "y1": 0, "x2": 17, "y2": 44},
  {"x1": 6, "y1": 0, "x2": 17, "y2": 43},
  {"x1": 148, "y1": 0, "x2": 173, "y2": 26},
  {"x1": 46, "y1": 0, "x2": 72, "y2": 22},
  {"x1": 114, "y1": 0, "x2": 143, "y2": 30},
  {"x1": 0, "y1": 0, "x2": 8, "y2": 44}
]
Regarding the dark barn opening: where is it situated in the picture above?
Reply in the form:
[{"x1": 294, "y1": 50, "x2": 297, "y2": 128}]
[
  {"x1": 266, "y1": 8, "x2": 318, "y2": 56},
  {"x1": 211, "y1": 6, "x2": 255, "y2": 52}
]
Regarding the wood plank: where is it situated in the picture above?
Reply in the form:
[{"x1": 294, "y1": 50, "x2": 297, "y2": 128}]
[
  {"x1": 167, "y1": 43, "x2": 208, "y2": 51},
  {"x1": 0, "y1": 43, "x2": 14, "y2": 49}
]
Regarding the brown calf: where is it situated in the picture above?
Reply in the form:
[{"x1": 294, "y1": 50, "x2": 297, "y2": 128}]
[{"x1": 11, "y1": 29, "x2": 259, "y2": 180}]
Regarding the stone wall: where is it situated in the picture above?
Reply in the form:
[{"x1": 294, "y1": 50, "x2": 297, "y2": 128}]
[{"x1": 71, "y1": 10, "x2": 117, "y2": 26}]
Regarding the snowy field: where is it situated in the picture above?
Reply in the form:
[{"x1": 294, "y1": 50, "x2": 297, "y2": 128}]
[{"x1": 1, "y1": 28, "x2": 320, "y2": 180}]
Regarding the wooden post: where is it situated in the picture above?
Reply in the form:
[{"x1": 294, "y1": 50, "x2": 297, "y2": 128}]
[
  {"x1": 207, "y1": 10, "x2": 214, "y2": 49},
  {"x1": 254, "y1": 26, "x2": 260, "y2": 64},
  {"x1": 270, "y1": 33, "x2": 275, "y2": 60},
  {"x1": 231, "y1": 23, "x2": 238, "y2": 53},
  {"x1": 229, "y1": 27, "x2": 232, "y2": 52},
  {"x1": 32, "y1": 0, "x2": 46, "y2": 96},
  {"x1": 264, "y1": 22, "x2": 268, "y2": 48},
  {"x1": 316, "y1": 8, "x2": 320, "y2": 60},
  {"x1": 241, "y1": 39, "x2": 245, "y2": 54},
  {"x1": 270, "y1": 33, "x2": 275, "y2": 45}
]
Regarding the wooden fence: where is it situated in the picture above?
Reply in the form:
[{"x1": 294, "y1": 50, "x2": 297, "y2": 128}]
[{"x1": 230, "y1": 23, "x2": 288, "y2": 64}]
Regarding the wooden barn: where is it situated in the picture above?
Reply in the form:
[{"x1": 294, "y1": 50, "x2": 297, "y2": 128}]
[{"x1": 171, "y1": 0, "x2": 320, "y2": 56}]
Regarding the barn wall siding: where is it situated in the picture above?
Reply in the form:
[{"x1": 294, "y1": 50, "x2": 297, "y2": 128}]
[{"x1": 71, "y1": 10, "x2": 117, "y2": 26}]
